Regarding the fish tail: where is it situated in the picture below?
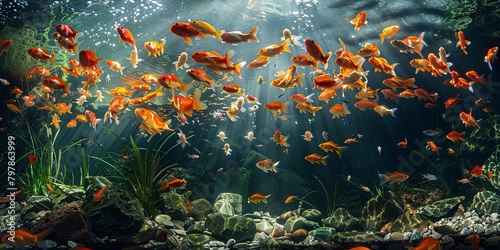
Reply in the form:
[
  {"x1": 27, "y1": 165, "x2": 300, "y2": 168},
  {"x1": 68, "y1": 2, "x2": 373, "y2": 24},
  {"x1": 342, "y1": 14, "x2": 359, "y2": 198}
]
[
  {"x1": 35, "y1": 226, "x2": 54, "y2": 249},
  {"x1": 281, "y1": 39, "x2": 291, "y2": 53},
  {"x1": 282, "y1": 101, "x2": 289, "y2": 113},
  {"x1": 155, "y1": 88, "x2": 163, "y2": 96},
  {"x1": 160, "y1": 40, "x2": 166, "y2": 54},
  {"x1": 215, "y1": 29, "x2": 225, "y2": 41},
  {"x1": 263, "y1": 194, "x2": 271, "y2": 203},
  {"x1": 380, "y1": 34, "x2": 385, "y2": 44},
  {"x1": 249, "y1": 27, "x2": 259, "y2": 42},
  {"x1": 323, "y1": 52, "x2": 332, "y2": 71},
  {"x1": 192, "y1": 88, "x2": 208, "y2": 111},
  {"x1": 234, "y1": 61, "x2": 246, "y2": 79},
  {"x1": 312, "y1": 106, "x2": 323, "y2": 116},
  {"x1": 390, "y1": 63, "x2": 399, "y2": 76},
  {"x1": 72, "y1": 42, "x2": 80, "y2": 54},
  {"x1": 67, "y1": 103, "x2": 73, "y2": 114},
  {"x1": 336, "y1": 146, "x2": 348, "y2": 158},
  {"x1": 390, "y1": 108, "x2": 398, "y2": 118},
  {"x1": 179, "y1": 83, "x2": 194, "y2": 96},
  {"x1": 378, "y1": 174, "x2": 389, "y2": 185},
  {"x1": 322, "y1": 154, "x2": 329, "y2": 165},
  {"x1": 49, "y1": 54, "x2": 57, "y2": 66},
  {"x1": 296, "y1": 73, "x2": 305, "y2": 86},
  {"x1": 64, "y1": 82, "x2": 72, "y2": 94}
]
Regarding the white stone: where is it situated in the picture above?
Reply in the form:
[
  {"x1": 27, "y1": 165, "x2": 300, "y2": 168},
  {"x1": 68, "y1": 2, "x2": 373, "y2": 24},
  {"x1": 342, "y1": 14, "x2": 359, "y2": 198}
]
[{"x1": 491, "y1": 213, "x2": 498, "y2": 219}]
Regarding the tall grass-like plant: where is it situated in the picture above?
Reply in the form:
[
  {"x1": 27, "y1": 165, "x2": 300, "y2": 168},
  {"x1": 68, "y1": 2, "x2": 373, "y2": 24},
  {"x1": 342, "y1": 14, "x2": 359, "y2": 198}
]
[{"x1": 91, "y1": 128, "x2": 178, "y2": 217}]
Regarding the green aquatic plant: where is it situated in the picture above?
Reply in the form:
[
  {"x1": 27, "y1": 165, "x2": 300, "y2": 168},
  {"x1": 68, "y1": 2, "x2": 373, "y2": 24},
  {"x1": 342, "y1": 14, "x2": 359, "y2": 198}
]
[
  {"x1": 313, "y1": 174, "x2": 340, "y2": 217},
  {"x1": 91, "y1": 128, "x2": 179, "y2": 217}
]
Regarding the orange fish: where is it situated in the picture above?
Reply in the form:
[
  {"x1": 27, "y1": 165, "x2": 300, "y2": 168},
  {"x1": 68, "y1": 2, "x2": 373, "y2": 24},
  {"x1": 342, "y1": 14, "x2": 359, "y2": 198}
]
[
  {"x1": 426, "y1": 140, "x2": 442, "y2": 156},
  {"x1": 487, "y1": 172, "x2": 493, "y2": 179},
  {"x1": 313, "y1": 74, "x2": 338, "y2": 89},
  {"x1": 1, "y1": 227, "x2": 54, "y2": 249},
  {"x1": 134, "y1": 108, "x2": 174, "y2": 135},
  {"x1": 409, "y1": 237, "x2": 441, "y2": 250},
  {"x1": 50, "y1": 113, "x2": 61, "y2": 130},
  {"x1": 258, "y1": 40, "x2": 291, "y2": 57},
  {"x1": 444, "y1": 95, "x2": 461, "y2": 109},
  {"x1": 85, "y1": 110, "x2": 100, "y2": 130},
  {"x1": 304, "y1": 39, "x2": 332, "y2": 70},
  {"x1": 42, "y1": 74, "x2": 71, "y2": 93},
  {"x1": 159, "y1": 177, "x2": 187, "y2": 191},
  {"x1": 170, "y1": 89, "x2": 207, "y2": 117},
  {"x1": 272, "y1": 130, "x2": 290, "y2": 147},
  {"x1": 28, "y1": 154, "x2": 38, "y2": 165},
  {"x1": 291, "y1": 54, "x2": 318, "y2": 70},
  {"x1": 459, "y1": 108, "x2": 478, "y2": 128},
  {"x1": 356, "y1": 43, "x2": 380, "y2": 57},
  {"x1": 484, "y1": 46, "x2": 498, "y2": 70},
  {"x1": 170, "y1": 22, "x2": 206, "y2": 46},
  {"x1": 264, "y1": 100, "x2": 289, "y2": 116},
  {"x1": 157, "y1": 74, "x2": 193, "y2": 95},
  {"x1": 144, "y1": 40, "x2": 166, "y2": 57},
  {"x1": 456, "y1": 30, "x2": 470, "y2": 55},
  {"x1": 94, "y1": 185, "x2": 109, "y2": 202},
  {"x1": 256, "y1": 159, "x2": 280, "y2": 173},
  {"x1": 7, "y1": 103, "x2": 22, "y2": 113},
  {"x1": 0, "y1": 39, "x2": 12, "y2": 50},
  {"x1": 285, "y1": 195, "x2": 298, "y2": 204},
  {"x1": 409, "y1": 59, "x2": 433, "y2": 74},
  {"x1": 186, "y1": 199, "x2": 192, "y2": 212},
  {"x1": 470, "y1": 165, "x2": 483, "y2": 177},
  {"x1": 79, "y1": 50, "x2": 103, "y2": 71},
  {"x1": 117, "y1": 26, "x2": 136, "y2": 47},
  {"x1": 319, "y1": 141, "x2": 347, "y2": 158},
  {"x1": 397, "y1": 138, "x2": 408, "y2": 148},
  {"x1": 248, "y1": 56, "x2": 270, "y2": 69},
  {"x1": 465, "y1": 70, "x2": 487, "y2": 85},
  {"x1": 347, "y1": 11, "x2": 367, "y2": 31},
  {"x1": 1, "y1": 190, "x2": 21, "y2": 201},
  {"x1": 247, "y1": 193, "x2": 270, "y2": 203},
  {"x1": 368, "y1": 57, "x2": 398, "y2": 76},
  {"x1": 271, "y1": 65, "x2": 304, "y2": 89},
  {"x1": 304, "y1": 153, "x2": 329, "y2": 165},
  {"x1": 66, "y1": 119, "x2": 77, "y2": 128},
  {"x1": 55, "y1": 24, "x2": 79, "y2": 43},
  {"x1": 186, "y1": 68, "x2": 216, "y2": 91},
  {"x1": 104, "y1": 96, "x2": 130, "y2": 124},
  {"x1": 379, "y1": 172, "x2": 409, "y2": 185},
  {"x1": 27, "y1": 47, "x2": 56, "y2": 65},
  {"x1": 446, "y1": 131, "x2": 466, "y2": 142},
  {"x1": 329, "y1": 103, "x2": 351, "y2": 119},
  {"x1": 344, "y1": 138, "x2": 358, "y2": 144},
  {"x1": 221, "y1": 83, "x2": 245, "y2": 95},
  {"x1": 46, "y1": 183, "x2": 53, "y2": 192},
  {"x1": 382, "y1": 76, "x2": 416, "y2": 91},
  {"x1": 379, "y1": 25, "x2": 399, "y2": 44},
  {"x1": 221, "y1": 27, "x2": 259, "y2": 44}
]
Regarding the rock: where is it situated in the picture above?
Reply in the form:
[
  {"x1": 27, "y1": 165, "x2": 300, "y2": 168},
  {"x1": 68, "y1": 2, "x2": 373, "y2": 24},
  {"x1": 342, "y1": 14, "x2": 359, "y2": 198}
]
[
  {"x1": 56, "y1": 185, "x2": 85, "y2": 204},
  {"x1": 111, "y1": 228, "x2": 152, "y2": 246},
  {"x1": 276, "y1": 211, "x2": 296, "y2": 224},
  {"x1": 433, "y1": 225, "x2": 458, "y2": 235},
  {"x1": 333, "y1": 231, "x2": 385, "y2": 243},
  {"x1": 215, "y1": 193, "x2": 242, "y2": 215},
  {"x1": 255, "y1": 221, "x2": 273, "y2": 234},
  {"x1": 322, "y1": 207, "x2": 361, "y2": 231},
  {"x1": 361, "y1": 191, "x2": 404, "y2": 231},
  {"x1": 32, "y1": 203, "x2": 91, "y2": 243},
  {"x1": 154, "y1": 214, "x2": 171, "y2": 225},
  {"x1": 417, "y1": 196, "x2": 465, "y2": 217},
  {"x1": 391, "y1": 213, "x2": 431, "y2": 233},
  {"x1": 389, "y1": 232, "x2": 405, "y2": 241},
  {"x1": 186, "y1": 233, "x2": 215, "y2": 247},
  {"x1": 483, "y1": 146, "x2": 500, "y2": 191},
  {"x1": 86, "y1": 189, "x2": 145, "y2": 237},
  {"x1": 152, "y1": 226, "x2": 172, "y2": 242},
  {"x1": 283, "y1": 215, "x2": 307, "y2": 232},
  {"x1": 410, "y1": 229, "x2": 423, "y2": 242},
  {"x1": 470, "y1": 191, "x2": 500, "y2": 216},
  {"x1": 304, "y1": 220, "x2": 320, "y2": 230},
  {"x1": 269, "y1": 226, "x2": 285, "y2": 238},
  {"x1": 301, "y1": 209, "x2": 322, "y2": 222},
  {"x1": 485, "y1": 234, "x2": 500, "y2": 247},
  {"x1": 308, "y1": 227, "x2": 336, "y2": 242},
  {"x1": 187, "y1": 198, "x2": 212, "y2": 221},
  {"x1": 159, "y1": 192, "x2": 188, "y2": 220},
  {"x1": 291, "y1": 229, "x2": 308, "y2": 243},
  {"x1": 205, "y1": 213, "x2": 256, "y2": 242},
  {"x1": 213, "y1": 199, "x2": 234, "y2": 216},
  {"x1": 0, "y1": 214, "x2": 21, "y2": 232},
  {"x1": 20, "y1": 196, "x2": 55, "y2": 221},
  {"x1": 460, "y1": 115, "x2": 500, "y2": 161},
  {"x1": 187, "y1": 221, "x2": 205, "y2": 234}
]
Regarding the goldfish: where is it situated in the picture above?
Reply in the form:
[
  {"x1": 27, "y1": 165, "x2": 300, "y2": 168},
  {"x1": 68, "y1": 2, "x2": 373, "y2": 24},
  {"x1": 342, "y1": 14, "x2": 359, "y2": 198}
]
[
  {"x1": 302, "y1": 131, "x2": 314, "y2": 142},
  {"x1": 221, "y1": 27, "x2": 259, "y2": 44},
  {"x1": 272, "y1": 130, "x2": 290, "y2": 147},
  {"x1": 344, "y1": 138, "x2": 358, "y2": 144},
  {"x1": 104, "y1": 97, "x2": 130, "y2": 125},
  {"x1": 159, "y1": 177, "x2": 187, "y2": 191},
  {"x1": 319, "y1": 141, "x2": 347, "y2": 158},
  {"x1": 85, "y1": 110, "x2": 100, "y2": 130},
  {"x1": 226, "y1": 96, "x2": 246, "y2": 122},
  {"x1": 373, "y1": 105, "x2": 397, "y2": 118},
  {"x1": 264, "y1": 100, "x2": 288, "y2": 116},
  {"x1": 355, "y1": 87, "x2": 379, "y2": 100},
  {"x1": 170, "y1": 89, "x2": 207, "y2": 117},
  {"x1": 485, "y1": 46, "x2": 498, "y2": 70},
  {"x1": 281, "y1": 28, "x2": 303, "y2": 47},
  {"x1": 0, "y1": 39, "x2": 12, "y2": 50},
  {"x1": 285, "y1": 195, "x2": 298, "y2": 204},
  {"x1": 218, "y1": 132, "x2": 227, "y2": 142},
  {"x1": 245, "y1": 131, "x2": 256, "y2": 141},
  {"x1": 106, "y1": 60, "x2": 125, "y2": 75},
  {"x1": 94, "y1": 185, "x2": 109, "y2": 202},
  {"x1": 108, "y1": 86, "x2": 132, "y2": 97},
  {"x1": 144, "y1": 40, "x2": 166, "y2": 57},
  {"x1": 426, "y1": 140, "x2": 442, "y2": 156},
  {"x1": 129, "y1": 49, "x2": 142, "y2": 68},
  {"x1": 53, "y1": 32, "x2": 79, "y2": 54},
  {"x1": 409, "y1": 58, "x2": 433, "y2": 74},
  {"x1": 61, "y1": 59, "x2": 83, "y2": 78},
  {"x1": 50, "y1": 113, "x2": 61, "y2": 130},
  {"x1": 186, "y1": 68, "x2": 215, "y2": 91},
  {"x1": 446, "y1": 131, "x2": 466, "y2": 142},
  {"x1": 399, "y1": 89, "x2": 416, "y2": 99},
  {"x1": 173, "y1": 52, "x2": 189, "y2": 71},
  {"x1": 55, "y1": 24, "x2": 79, "y2": 42},
  {"x1": 329, "y1": 103, "x2": 351, "y2": 119},
  {"x1": 248, "y1": 56, "x2": 270, "y2": 69},
  {"x1": 291, "y1": 54, "x2": 318, "y2": 70},
  {"x1": 28, "y1": 154, "x2": 38, "y2": 165},
  {"x1": 295, "y1": 102, "x2": 323, "y2": 116},
  {"x1": 170, "y1": 22, "x2": 206, "y2": 46},
  {"x1": 1, "y1": 227, "x2": 54, "y2": 249},
  {"x1": 313, "y1": 74, "x2": 338, "y2": 89},
  {"x1": 256, "y1": 159, "x2": 280, "y2": 173},
  {"x1": 10, "y1": 86, "x2": 22, "y2": 99},
  {"x1": 444, "y1": 95, "x2": 461, "y2": 109},
  {"x1": 75, "y1": 114, "x2": 88, "y2": 123},
  {"x1": 189, "y1": 20, "x2": 224, "y2": 41},
  {"x1": 347, "y1": 11, "x2": 367, "y2": 31},
  {"x1": 304, "y1": 39, "x2": 332, "y2": 70},
  {"x1": 157, "y1": 74, "x2": 193, "y2": 95},
  {"x1": 470, "y1": 165, "x2": 483, "y2": 177},
  {"x1": 223, "y1": 143, "x2": 232, "y2": 155},
  {"x1": 368, "y1": 57, "x2": 398, "y2": 76},
  {"x1": 248, "y1": 193, "x2": 270, "y2": 203},
  {"x1": 354, "y1": 99, "x2": 378, "y2": 111},
  {"x1": 66, "y1": 119, "x2": 77, "y2": 128},
  {"x1": 129, "y1": 88, "x2": 163, "y2": 106},
  {"x1": 379, "y1": 172, "x2": 409, "y2": 185},
  {"x1": 382, "y1": 76, "x2": 416, "y2": 91},
  {"x1": 457, "y1": 178, "x2": 470, "y2": 184},
  {"x1": 304, "y1": 153, "x2": 329, "y2": 165},
  {"x1": 75, "y1": 95, "x2": 87, "y2": 106},
  {"x1": 245, "y1": 94, "x2": 261, "y2": 104},
  {"x1": 456, "y1": 30, "x2": 470, "y2": 54},
  {"x1": 409, "y1": 237, "x2": 442, "y2": 250},
  {"x1": 459, "y1": 108, "x2": 478, "y2": 127},
  {"x1": 356, "y1": 43, "x2": 380, "y2": 57},
  {"x1": 465, "y1": 70, "x2": 487, "y2": 85},
  {"x1": 7, "y1": 103, "x2": 22, "y2": 113},
  {"x1": 134, "y1": 108, "x2": 173, "y2": 135},
  {"x1": 54, "y1": 102, "x2": 72, "y2": 114},
  {"x1": 271, "y1": 65, "x2": 304, "y2": 89},
  {"x1": 397, "y1": 138, "x2": 408, "y2": 148},
  {"x1": 117, "y1": 26, "x2": 136, "y2": 47},
  {"x1": 258, "y1": 40, "x2": 291, "y2": 57},
  {"x1": 27, "y1": 47, "x2": 56, "y2": 65},
  {"x1": 379, "y1": 25, "x2": 399, "y2": 44},
  {"x1": 221, "y1": 83, "x2": 245, "y2": 95}
]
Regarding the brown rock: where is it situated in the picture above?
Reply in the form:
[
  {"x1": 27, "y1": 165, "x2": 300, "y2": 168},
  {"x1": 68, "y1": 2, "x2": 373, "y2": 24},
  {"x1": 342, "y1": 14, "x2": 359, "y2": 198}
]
[
  {"x1": 291, "y1": 229, "x2": 308, "y2": 243},
  {"x1": 269, "y1": 226, "x2": 285, "y2": 238},
  {"x1": 32, "y1": 203, "x2": 91, "y2": 243}
]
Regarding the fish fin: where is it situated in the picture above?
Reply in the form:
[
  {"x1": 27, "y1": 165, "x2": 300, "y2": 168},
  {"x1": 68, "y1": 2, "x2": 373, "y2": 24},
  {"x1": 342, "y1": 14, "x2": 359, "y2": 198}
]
[
  {"x1": 192, "y1": 88, "x2": 208, "y2": 111},
  {"x1": 183, "y1": 37, "x2": 193, "y2": 46},
  {"x1": 390, "y1": 108, "x2": 398, "y2": 118},
  {"x1": 234, "y1": 61, "x2": 247, "y2": 79},
  {"x1": 295, "y1": 73, "x2": 305, "y2": 86},
  {"x1": 215, "y1": 29, "x2": 225, "y2": 41},
  {"x1": 49, "y1": 54, "x2": 57, "y2": 66},
  {"x1": 281, "y1": 39, "x2": 291, "y2": 53},
  {"x1": 35, "y1": 227, "x2": 54, "y2": 250},
  {"x1": 249, "y1": 27, "x2": 259, "y2": 42},
  {"x1": 179, "y1": 83, "x2": 194, "y2": 96},
  {"x1": 305, "y1": 93, "x2": 315, "y2": 103}
]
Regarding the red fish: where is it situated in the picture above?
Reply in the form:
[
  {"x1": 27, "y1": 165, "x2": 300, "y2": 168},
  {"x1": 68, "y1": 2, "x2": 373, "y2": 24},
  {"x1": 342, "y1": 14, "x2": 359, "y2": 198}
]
[
  {"x1": 94, "y1": 185, "x2": 109, "y2": 202},
  {"x1": 170, "y1": 22, "x2": 206, "y2": 46},
  {"x1": 28, "y1": 154, "x2": 38, "y2": 166},
  {"x1": 304, "y1": 39, "x2": 332, "y2": 70},
  {"x1": 159, "y1": 177, "x2": 187, "y2": 191},
  {"x1": 27, "y1": 48, "x2": 56, "y2": 65},
  {"x1": 116, "y1": 26, "x2": 136, "y2": 47},
  {"x1": 42, "y1": 74, "x2": 71, "y2": 93},
  {"x1": 55, "y1": 24, "x2": 79, "y2": 42},
  {"x1": 285, "y1": 195, "x2": 298, "y2": 204},
  {"x1": 456, "y1": 30, "x2": 470, "y2": 54},
  {"x1": 459, "y1": 108, "x2": 478, "y2": 127},
  {"x1": 485, "y1": 46, "x2": 498, "y2": 70},
  {"x1": 470, "y1": 165, "x2": 483, "y2": 177},
  {"x1": 0, "y1": 39, "x2": 12, "y2": 50},
  {"x1": 379, "y1": 172, "x2": 409, "y2": 185},
  {"x1": 409, "y1": 237, "x2": 441, "y2": 250},
  {"x1": 446, "y1": 131, "x2": 466, "y2": 142},
  {"x1": 79, "y1": 50, "x2": 103, "y2": 70}
]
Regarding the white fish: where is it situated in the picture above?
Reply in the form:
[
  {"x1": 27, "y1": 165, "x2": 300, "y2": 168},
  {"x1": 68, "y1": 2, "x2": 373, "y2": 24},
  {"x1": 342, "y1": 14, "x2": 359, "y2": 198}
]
[
  {"x1": 248, "y1": 105, "x2": 259, "y2": 112},
  {"x1": 377, "y1": 146, "x2": 382, "y2": 155},
  {"x1": 173, "y1": 52, "x2": 189, "y2": 71},
  {"x1": 361, "y1": 186, "x2": 371, "y2": 192},
  {"x1": 223, "y1": 143, "x2": 232, "y2": 155},
  {"x1": 0, "y1": 78, "x2": 10, "y2": 85},
  {"x1": 322, "y1": 131, "x2": 329, "y2": 141},
  {"x1": 129, "y1": 49, "x2": 143, "y2": 68},
  {"x1": 302, "y1": 131, "x2": 313, "y2": 142},
  {"x1": 422, "y1": 173, "x2": 437, "y2": 181},
  {"x1": 96, "y1": 90, "x2": 105, "y2": 102},
  {"x1": 187, "y1": 153, "x2": 199, "y2": 159},
  {"x1": 177, "y1": 128, "x2": 190, "y2": 148},
  {"x1": 245, "y1": 131, "x2": 256, "y2": 141},
  {"x1": 218, "y1": 131, "x2": 227, "y2": 142},
  {"x1": 76, "y1": 95, "x2": 87, "y2": 106}
]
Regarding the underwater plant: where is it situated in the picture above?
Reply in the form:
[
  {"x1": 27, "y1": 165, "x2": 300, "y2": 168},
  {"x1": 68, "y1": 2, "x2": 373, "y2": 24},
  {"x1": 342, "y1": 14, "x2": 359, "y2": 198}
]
[{"x1": 91, "y1": 128, "x2": 179, "y2": 217}]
